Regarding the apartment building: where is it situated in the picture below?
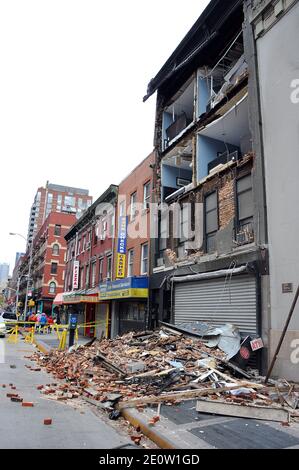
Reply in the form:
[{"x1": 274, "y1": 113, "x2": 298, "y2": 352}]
[
  {"x1": 99, "y1": 153, "x2": 155, "y2": 337},
  {"x1": 64, "y1": 185, "x2": 118, "y2": 338},
  {"x1": 26, "y1": 182, "x2": 92, "y2": 247},
  {"x1": 18, "y1": 212, "x2": 76, "y2": 315},
  {"x1": 145, "y1": 0, "x2": 268, "y2": 371}
]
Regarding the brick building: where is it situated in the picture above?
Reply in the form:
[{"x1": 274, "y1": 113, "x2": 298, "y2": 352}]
[
  {"x1": 99, "y1": 153, "x2": 155, "y2": 337},
  {"x1": 19, "y1": 212, "x2": 77, "y2": 315},
  {"x1": 64, "y1": 185, "x2": 118, "y2": 337},
  {"x1": 144, "y1": 0, "x2": 267, "y2": 371},
  {"x1": 27, "y1": 182, "x2": 92, "y2": 247}
]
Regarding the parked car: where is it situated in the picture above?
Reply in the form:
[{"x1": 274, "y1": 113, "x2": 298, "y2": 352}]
[
  {"x1": 0, "y1": 318, "x2": 6, "y2": 337},
  {"x1": 0, "y1": 311, "x2": 18, "y2": 326}
]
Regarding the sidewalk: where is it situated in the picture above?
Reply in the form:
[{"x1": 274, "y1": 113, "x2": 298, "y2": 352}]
[
  {"x1": 123, "y1": 400, "x2": 299, "y2": 449},
  {"x1": 32, "y1": 332, "x2": 91, "y2": 353}
]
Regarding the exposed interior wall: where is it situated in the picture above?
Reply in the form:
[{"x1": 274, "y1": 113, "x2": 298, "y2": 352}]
[
  {"x1": 256, "y1": 1, "x2": 299, "y2": 380},
  {"x1": 197, "y1": 135, "x2": 240, "y2": 180},
  {"x1": 161, "y1": 164, "x2": 192, "y2": 190},
  {"x1": 198, "y1": 76, "x2": 210, "y2": 116}
]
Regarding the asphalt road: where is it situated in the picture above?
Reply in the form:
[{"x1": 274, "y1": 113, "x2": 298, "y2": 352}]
[{"x1": 0, "y1": 339, "x2": 131, "y2": 449}]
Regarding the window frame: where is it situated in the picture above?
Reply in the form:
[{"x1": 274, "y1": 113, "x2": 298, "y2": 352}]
[
  {"x1": 204, "y1": 190, "x2": 219, "y2": 254},
  {"x1": 143, "y1": 181, "x2": 151, "y2": 210},
  {"x1": 49, "y1": 282, "x2": 56, "y2": 294},
  {"x1": 130, "y1": 192, "x2": 138, "y2": 221},
  {"x1": 50, "y1": 262, "x2": 58, "y2": 275},
  {"x1": 128, "y1": 249, "x2": 134, "y2": 277},
  {"x1": 140, "y1": 243, "x2": 149, "y2": 275},
  {"x1": 54, "y1": 225, "x2": 61, "y2": 236},
  {"x1": 52, "y1": 243, "x2": 60, "y2": 256}
]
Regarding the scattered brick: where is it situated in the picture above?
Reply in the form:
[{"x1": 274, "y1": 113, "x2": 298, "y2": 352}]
[
  {"x1": 11, "y1": 397, "x2": 23, "y2": 403},
  {"x1": 44, "y1": 418, "x2": 52, "y2": 425}
]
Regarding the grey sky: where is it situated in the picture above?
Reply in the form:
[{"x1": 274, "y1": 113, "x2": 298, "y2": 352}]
[{"x1": 0, "y1": 0, "x2": 210, "y2": 274}]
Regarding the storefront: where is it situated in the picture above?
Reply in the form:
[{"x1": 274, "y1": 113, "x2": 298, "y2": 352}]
[
  {"x1": 173, "y1": 269, "x2": 259, "y2": 336},
  {"x1": 62, "y1": 289, "x2": 99, "y2": 337},
  {"x1": 99, "y1": 277, "x2": 149, "y2": 337}
]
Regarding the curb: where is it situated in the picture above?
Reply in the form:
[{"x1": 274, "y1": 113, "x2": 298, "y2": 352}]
[
  {"x1": 121, "y1": 408, "x2": 176, "y2": 449},
  {"x1": 32, "y1": 337, "x2": 52, "y2": 354},
  {"x1": 19, "y1": 330, "x2": 51, "y2": 354}
]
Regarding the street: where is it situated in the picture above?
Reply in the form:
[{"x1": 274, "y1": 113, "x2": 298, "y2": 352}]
[{"x1": 0, "y1": 339, "x2": 132, "y2": 449}]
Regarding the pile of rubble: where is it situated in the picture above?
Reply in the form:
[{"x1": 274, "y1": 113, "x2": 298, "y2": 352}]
[{"x1": 28, "y1": 324, "x2": 299, "y2": 423}]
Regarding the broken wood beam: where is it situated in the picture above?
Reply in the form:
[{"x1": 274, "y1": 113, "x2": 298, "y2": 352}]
[
  {"x1": 94, "y1": 353, "x2": 126, "y2": 377},
  {"x1": 117, "y1": 384, "x2": 260, "y2": 410}
]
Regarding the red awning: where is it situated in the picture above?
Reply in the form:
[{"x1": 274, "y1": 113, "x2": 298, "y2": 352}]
[{"x1": 53, "y1": 293, "x2": 64, "y2": 305}]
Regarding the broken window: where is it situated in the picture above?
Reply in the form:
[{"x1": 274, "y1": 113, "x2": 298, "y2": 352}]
[{"x1": 205, "y1": 191, "x2": 218, "y2": 253}]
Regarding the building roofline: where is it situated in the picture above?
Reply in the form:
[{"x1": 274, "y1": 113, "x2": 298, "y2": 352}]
[
  {"x1": 143, "y1": 0, "x2": 243, "y2": 102},
  {"x1": 65, "y1": 184, "x2": 119, "y2": 241}
]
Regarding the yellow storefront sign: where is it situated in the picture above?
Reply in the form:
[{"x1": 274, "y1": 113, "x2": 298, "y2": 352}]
[
  {"x1": 116, "y1": 253, "x2": 126, "y2": 279},
  {"x1": 99, "y1": 288, "x2": 148, "y2": 301}
]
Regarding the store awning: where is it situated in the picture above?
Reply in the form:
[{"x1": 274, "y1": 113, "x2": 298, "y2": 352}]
[
  {"x1": 53, "y1": 293, "x2": 64, "y2": 305},
  {"x1": 63, "y1": 288, "x2": 99, "y2": 305}
]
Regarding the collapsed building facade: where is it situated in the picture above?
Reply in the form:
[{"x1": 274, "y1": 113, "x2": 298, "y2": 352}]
[{"x1": 145, "y1": 0, "x2": 269, "y2": 372}]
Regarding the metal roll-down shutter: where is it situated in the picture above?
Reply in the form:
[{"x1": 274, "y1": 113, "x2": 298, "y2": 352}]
[{"x1": 174, "y1": 274, "x2": 257, "y2": 336}]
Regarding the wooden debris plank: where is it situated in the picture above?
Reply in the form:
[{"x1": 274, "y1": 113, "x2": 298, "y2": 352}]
[
  {"x1": 117, "y1": 384, "x2": 255, "y2": 410},
  {"x1": 196, "y1": 399, "x2": 290, "y2": 423}
]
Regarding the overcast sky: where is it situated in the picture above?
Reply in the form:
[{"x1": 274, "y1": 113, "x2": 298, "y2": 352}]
[{"x1": 0, "y1": 0, "x2": 210, "y2": 274}]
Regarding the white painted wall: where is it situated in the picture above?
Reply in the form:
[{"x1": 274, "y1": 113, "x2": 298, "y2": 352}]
[{"x1": 256, "y1": 2, "x2": 299, "y2": 379}]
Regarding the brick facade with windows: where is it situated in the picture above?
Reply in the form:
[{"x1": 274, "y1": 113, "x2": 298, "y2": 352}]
[
  {"x1": 18, "y1": 212, "x2": 77, "y2": 315},
  {"x1": 64, "y1": 185, "x2": 118, "y2": 338},
  {"x1": 114, "y1": 152, "x2": 155, "y2": 280}
]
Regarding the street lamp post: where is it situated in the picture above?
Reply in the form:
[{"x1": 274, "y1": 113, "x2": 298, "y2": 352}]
[{"x1": 9, "y1": 232, "x2": 34, "y2": 320}]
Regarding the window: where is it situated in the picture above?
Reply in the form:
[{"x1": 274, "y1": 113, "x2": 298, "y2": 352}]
[
  {"x1": 107, "y1": 256, "x2": 112, "y2": 279},
  {"x1": 51, "y1": 262, "x2": 58, "y2": 275},
  {"x1": 57, "y1": 195, "x2": 62, "y2": 211},
  {"x1": 91, "y1": 261, "x2": 96, "y2": 287},
  {"x1": 77, "y1": 238, "x2": 81, "y2": 255},
  {"x1": 85, "y1": 264, "x2": 90, "y2": 288},
  {"x1": 128, "y1": 249, "x2": 134, "y2": 277},
  {"x1": 78, "y1": 198, "x2": 87, "y2": 210},
  {"x1": 205, "y1": 191, "x2": 218, "y2": 253},
  {"x1": 82, "y1": 235, "x2": 86, "y2": 252},
  {"x1": 80, "y1": 267, "x2": 84, "y2": 289},
  {"x1": 159, "y1": 211, "x2": 168, "y2": 253},
  {"x1": 141, "y1": 243, "x2": 149, "y2": 275},
  {"x1": 119, "y1": 200, "x2": 126, "y2": 217},
  {"x1": 236, "y1": 174, "x2": 254, "y2": 244},
  {"x1": 93, "y1": 227, "x2": 98, "y2": 245},
  {"x1": 49, "y1": 282, "x2": 56, "y2": 294},
  {"x1": 64, "y1": 195, "x2": 75, "y2": 207},
  {"x1": 54, "y1": 225, "x2": 61, "y2": 236},
  {"x1": 143, "y1": 182, "x2": 151, "y2": 210},
  {"x1": 237, "y1": 175, "x2": 253, "y2": 226},
  {"x1": 52, "y1": 244, "x2": 59, "y2": 256},
  {"x1": 99, "y1": 258, "x2": 104, "y2": 283},
  {"x1": 130, "y1": 192, "x2": 137, "y2": 220}
]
